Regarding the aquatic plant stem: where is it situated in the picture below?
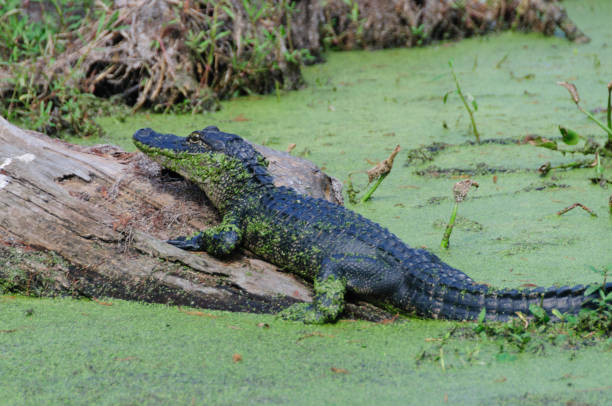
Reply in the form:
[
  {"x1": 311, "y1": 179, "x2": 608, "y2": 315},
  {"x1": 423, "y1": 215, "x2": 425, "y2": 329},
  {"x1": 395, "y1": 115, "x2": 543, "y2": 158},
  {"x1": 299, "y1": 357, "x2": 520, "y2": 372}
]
[
  {"x1": 441, "y1": 179, "x2": 478, "y2": 249},
  {"x1": 440, "y1": 202, "x2": 458, "y2": 249},
  {"x1": 538, "y1": 159, "x2": 594, "y2": 175},
  {"x1": 558, "y1": 81, "x2": 612, "y2": 142},
  {"x1": 578, "y1": 105, "x2": 612, "y2": 140},
  {"x1": 361, "y1": 173, "x2": 388, "y2": 203},
  {"x1": 449, "y1": 61, "x2": 480, "y2": 144}
]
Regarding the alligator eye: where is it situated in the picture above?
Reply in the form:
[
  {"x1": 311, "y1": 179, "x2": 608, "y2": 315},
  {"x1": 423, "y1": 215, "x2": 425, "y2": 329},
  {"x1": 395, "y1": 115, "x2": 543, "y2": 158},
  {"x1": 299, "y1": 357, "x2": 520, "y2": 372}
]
[{"x1": 187, "y1": 131, "x2": 203, "y2": 144}]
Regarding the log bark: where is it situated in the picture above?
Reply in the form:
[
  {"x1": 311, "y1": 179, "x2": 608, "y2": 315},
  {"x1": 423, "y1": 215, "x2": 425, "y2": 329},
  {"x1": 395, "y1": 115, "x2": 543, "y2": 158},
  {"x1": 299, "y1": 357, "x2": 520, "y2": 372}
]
[{"x1": 0, "y1": 118, "x2": 389, "y2": 321}]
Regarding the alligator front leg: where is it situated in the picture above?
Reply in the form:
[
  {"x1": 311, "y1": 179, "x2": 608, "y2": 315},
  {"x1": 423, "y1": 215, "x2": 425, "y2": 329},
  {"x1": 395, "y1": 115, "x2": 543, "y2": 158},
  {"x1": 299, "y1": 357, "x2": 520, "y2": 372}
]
[
  {"x1": 168, "y1": 214, "x2": 242, "y2": 257},
  {"x1": 280, "y1": 274, "x2": 346, "y2": 324}
]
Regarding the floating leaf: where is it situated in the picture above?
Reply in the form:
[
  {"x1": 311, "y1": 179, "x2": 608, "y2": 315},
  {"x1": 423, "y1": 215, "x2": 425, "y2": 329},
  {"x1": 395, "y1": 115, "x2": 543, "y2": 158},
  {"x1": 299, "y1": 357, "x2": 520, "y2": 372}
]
[
  {"x1": 559, "y1": 126, "x2": 580, "y2": 145},
  {"x1": 443, "y1": 91, "x2": 453, "y2": 104}
]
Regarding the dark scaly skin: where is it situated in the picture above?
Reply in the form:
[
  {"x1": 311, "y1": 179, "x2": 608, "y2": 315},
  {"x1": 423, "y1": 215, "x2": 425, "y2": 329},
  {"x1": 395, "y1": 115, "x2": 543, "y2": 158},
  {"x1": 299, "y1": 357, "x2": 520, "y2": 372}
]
[{"x1": 134, "y1": 126, "x2": 611, "y2": 324}]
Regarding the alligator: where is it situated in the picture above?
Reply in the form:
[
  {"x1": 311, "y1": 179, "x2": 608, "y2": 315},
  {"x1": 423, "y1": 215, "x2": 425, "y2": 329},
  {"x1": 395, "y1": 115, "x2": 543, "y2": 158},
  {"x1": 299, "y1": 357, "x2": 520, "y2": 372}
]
[{"x1": 134, "y1": 126, "x2": 611, "y2": 323}]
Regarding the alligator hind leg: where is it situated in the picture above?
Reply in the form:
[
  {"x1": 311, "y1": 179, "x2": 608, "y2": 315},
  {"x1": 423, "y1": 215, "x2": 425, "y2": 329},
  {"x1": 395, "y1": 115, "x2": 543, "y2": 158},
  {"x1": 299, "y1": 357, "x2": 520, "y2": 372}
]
[
  {"x1": 279, "y1": 255, "x2": 367, "y2": 324},
  {"x1": 168, "y1": 214, "x2": 242, "y2": 257},
  {"x1": 279, "y1": 274, "x2": 346, "y2": 324}
]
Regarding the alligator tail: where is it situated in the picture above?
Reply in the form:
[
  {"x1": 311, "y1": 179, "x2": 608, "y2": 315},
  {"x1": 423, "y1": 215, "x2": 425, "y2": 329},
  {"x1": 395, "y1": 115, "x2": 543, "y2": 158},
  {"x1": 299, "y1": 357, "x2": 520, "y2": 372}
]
[
  {"x1": 441, "y1": 282, "x2": 611, "y2": 321},
  {"x1": 404, "y1": 262, "x2": 612, "y2": 321}
]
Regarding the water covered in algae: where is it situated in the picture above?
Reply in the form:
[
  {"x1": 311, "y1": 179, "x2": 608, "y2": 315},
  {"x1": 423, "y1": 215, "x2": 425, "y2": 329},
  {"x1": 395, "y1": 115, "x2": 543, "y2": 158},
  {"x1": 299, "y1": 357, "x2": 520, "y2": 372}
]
[
  {"x1": 6, "y1": 0, "x2": 611, "y2": 403},
  {"x1": 1, "y1": 295, "x2": 611, "y2": 405}
]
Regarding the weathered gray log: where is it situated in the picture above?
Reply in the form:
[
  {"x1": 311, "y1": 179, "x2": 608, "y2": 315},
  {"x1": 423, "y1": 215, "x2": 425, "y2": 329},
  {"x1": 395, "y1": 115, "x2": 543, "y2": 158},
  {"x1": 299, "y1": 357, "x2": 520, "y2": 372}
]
[
  {"x1": 0, "y1": 118, "x2": 389, "y2": 320},
  {"x1": 0, "y1": 117, "x2": 310, "y2": 310},
  {"x1": 252, "y1": 143, "x2": 344, "y2": 205}
]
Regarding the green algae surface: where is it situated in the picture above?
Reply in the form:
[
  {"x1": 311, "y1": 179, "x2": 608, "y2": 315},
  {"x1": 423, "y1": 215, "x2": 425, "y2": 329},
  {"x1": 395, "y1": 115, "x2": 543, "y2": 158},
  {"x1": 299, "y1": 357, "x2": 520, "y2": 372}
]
[
  {"x1": 12, "y1": 0, "x2": 612, "y2": 403},
  {"x1": 2, "y1": 295, "x2": 612, "y2": 405}
]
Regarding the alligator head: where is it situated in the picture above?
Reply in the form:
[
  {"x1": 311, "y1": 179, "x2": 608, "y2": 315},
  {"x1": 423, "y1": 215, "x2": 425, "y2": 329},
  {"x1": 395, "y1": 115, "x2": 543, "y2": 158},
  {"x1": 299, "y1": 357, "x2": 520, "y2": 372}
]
[
  {"x1": 133, "y1": 126, "x2": 273, "y2": 210},
  {"x1": 132, "y1": 126, "x2": 222, "y2": 156}
]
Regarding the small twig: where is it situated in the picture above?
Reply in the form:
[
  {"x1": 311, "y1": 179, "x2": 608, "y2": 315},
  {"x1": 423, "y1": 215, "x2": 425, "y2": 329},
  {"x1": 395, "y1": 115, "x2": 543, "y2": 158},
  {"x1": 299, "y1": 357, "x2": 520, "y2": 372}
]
[
  {"x1": 177, "y1": 306, "x2": 217, "y2": 318},
  {"x1": 557, "y1": 203, "x2": 597, "y2": 217},
  {"x1": 296, "y1": 331, "x2": 335, "y2": 342},
  {"x1": 91, "y1": 63, "x2": 118, "y2": 87},
  {"x1": 132, "y1": 75, "x2": 153, "y2": 112},
  {"x1": 92, "y1": 297, "x2": 113, "y2": 306},
  {"x1": 150, "y1": 58, "x2": 166, "y2": 102}
]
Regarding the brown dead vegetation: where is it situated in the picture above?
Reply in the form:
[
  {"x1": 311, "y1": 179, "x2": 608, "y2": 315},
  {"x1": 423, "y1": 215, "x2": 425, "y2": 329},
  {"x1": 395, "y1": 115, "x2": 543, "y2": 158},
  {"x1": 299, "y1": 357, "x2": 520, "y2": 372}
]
[{"x1": 5, "y1": 0, "x2": 588, "y2": 116}]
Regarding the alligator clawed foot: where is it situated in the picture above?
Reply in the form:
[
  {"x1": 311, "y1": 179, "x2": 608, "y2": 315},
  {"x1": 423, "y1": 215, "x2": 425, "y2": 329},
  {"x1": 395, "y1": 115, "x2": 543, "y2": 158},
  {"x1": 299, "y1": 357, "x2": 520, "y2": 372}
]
[
  {"x1": 167, "y1": 234, "x2": 203, "y2": 251},
  {"x1": 278, "y1": 303, "x2": 328, "y2": 324}
]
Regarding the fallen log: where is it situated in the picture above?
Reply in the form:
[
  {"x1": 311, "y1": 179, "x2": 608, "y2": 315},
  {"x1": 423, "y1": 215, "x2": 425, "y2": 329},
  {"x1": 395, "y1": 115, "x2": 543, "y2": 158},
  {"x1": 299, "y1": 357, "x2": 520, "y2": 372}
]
[{"x1": 0, "y1": 118, "x2": 389, "y2": 321}]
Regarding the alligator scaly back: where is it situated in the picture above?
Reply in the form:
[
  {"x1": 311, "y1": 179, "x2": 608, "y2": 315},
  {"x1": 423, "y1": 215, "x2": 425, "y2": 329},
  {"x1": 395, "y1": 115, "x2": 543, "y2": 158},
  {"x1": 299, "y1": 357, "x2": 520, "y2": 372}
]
[{"x1": 134, "y1": 126, "x2": 612, "y2": 323}]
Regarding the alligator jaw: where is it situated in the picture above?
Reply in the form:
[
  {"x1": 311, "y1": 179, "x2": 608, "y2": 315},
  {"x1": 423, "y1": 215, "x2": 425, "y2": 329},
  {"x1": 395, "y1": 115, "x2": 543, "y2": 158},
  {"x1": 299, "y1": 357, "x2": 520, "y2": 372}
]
[{"x1": 133, "y1": 128, "x2": 210, "y2": 156}]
